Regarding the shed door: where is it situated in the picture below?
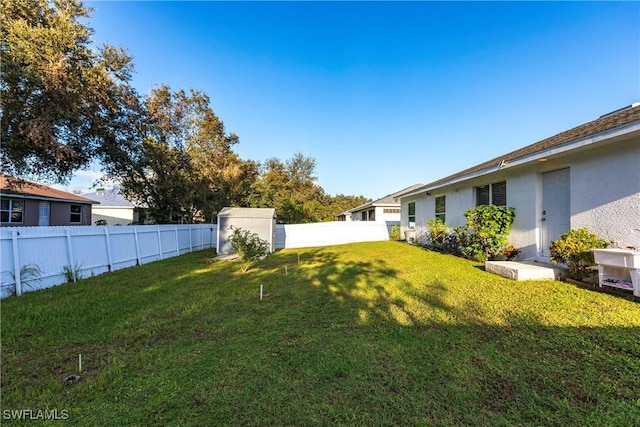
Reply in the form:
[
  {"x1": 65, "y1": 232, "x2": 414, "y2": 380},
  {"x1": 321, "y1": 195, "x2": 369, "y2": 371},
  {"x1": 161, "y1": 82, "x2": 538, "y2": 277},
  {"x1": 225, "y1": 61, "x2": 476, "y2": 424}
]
[
  {"x1": 541, "y1": 168, "x2": 570, "y2": 256},
  {"x1": 38, "y1": 202, "x2": 50, "y2": 226}
]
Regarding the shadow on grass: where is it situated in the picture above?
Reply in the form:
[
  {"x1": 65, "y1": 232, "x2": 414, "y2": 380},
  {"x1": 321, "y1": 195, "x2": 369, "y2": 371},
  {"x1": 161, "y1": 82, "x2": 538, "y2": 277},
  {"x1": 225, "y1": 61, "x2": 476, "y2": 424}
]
[{"x1": 2, "y1": 244, "x2": 640, "y2": 425}]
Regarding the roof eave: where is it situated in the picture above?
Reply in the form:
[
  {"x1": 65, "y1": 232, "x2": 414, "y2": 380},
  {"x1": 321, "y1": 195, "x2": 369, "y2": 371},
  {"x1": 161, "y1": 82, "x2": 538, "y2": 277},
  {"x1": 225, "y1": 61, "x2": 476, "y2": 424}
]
[
  {"x1": 399, "y1": 119, "x2": 640, "y2": 199},
  {"x1": 0, "y1": 193, "x2": 100, "y2": 204}
]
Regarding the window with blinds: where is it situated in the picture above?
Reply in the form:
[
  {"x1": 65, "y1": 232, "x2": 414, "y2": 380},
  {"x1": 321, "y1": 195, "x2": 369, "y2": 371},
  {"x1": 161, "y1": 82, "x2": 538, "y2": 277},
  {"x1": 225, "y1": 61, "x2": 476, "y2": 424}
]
[
  {"x1": 491, "y1": 181, "x2": 507, "y2": 206},
  {"x1": 476, "y1": 185, "x2": 489, "y2": 206},
  {"x1": 475, "y1": 181, "x2": 506, "y2": 206}
]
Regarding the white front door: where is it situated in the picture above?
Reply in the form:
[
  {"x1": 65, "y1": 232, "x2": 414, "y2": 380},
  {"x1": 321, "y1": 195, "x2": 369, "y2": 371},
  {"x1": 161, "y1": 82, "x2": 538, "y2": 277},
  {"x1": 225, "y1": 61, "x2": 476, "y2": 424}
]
[
  {"x1": 38, "y1": 202, "x2": 50, "y2": 226},
  {"x1": 541, "y1": 168, "x2": 570, "y2": 256}
]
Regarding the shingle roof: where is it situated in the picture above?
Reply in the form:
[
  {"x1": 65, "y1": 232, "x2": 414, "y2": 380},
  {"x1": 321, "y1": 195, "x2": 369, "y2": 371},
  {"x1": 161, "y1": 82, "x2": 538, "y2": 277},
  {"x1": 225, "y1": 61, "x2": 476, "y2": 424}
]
[
  {"x1": 400, "y1": 103, "x2": 640, "y2": 197},
  {"x1": 0, "y1": 175, "x2": 98, "y2": 204},
  {"x1": 83, "y1": 188, "x2": 135, "y2": 207},
  {"x1": 349, "y1": 183, "x2": 424, "y2": 212},
  {"x1": 218, "y1": 207, "x2": 276, "y2": 219}
]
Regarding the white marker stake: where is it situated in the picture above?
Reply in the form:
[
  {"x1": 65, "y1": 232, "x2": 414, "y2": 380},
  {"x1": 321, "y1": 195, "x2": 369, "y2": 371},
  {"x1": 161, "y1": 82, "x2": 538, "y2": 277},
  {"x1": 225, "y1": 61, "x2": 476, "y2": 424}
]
[
  {"x1": 260, "y1": 284, "x2": 263, "y2": 300},
  {"x1": 297, "y1": 254, "x2": 300, "y2": 264},
  {"x1": 285, "y1": 265, "x2": 288, "y2": 275},
  {"x1": 79, "y1": 354, "x2": 82, "y2": 373}
]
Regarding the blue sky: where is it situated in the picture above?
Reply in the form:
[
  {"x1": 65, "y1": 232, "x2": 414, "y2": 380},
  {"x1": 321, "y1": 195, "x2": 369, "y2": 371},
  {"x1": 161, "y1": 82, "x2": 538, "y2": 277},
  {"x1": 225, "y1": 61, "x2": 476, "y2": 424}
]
[{"x1": 60, "y1": 1, "x2": 639, "y2": 199}]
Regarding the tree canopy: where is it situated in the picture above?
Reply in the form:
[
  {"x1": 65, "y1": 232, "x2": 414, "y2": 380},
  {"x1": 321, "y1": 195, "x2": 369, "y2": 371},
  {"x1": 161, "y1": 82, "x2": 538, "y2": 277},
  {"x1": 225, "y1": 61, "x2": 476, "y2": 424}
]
[{"x1": 1, "y1": 0, "x2": 138, "y2": 182}]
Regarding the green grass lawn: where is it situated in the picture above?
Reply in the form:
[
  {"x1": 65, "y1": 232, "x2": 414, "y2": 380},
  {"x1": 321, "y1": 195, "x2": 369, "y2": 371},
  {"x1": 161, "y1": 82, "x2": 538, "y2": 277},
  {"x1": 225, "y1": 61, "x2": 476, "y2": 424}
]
[{"x1": 2, "y1": 241, "x2": 639, "y2": 426}]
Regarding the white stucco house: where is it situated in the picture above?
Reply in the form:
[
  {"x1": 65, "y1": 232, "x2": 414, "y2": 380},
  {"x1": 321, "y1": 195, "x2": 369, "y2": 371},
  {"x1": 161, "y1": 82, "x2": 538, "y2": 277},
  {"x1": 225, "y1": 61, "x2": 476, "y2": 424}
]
[
  {"x1": 396, "y1": 103, "x2": 640, "y2": 261},
  {"x1": 340, "y1": 184, "x2": 423, "y2": 222},
  {"x1": 84, "y1": 188, "x2": 141, "y2": 225}
]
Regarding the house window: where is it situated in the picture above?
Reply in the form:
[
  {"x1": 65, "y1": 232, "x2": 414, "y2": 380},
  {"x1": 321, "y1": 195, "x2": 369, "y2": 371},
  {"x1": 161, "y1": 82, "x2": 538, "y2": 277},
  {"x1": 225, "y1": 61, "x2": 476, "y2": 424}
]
[
  {"x1": 70, "y1": 204, "x2": 82, "y2": 223},
  {"x1": 408, "y1": 202, "x2": 416, "y2": 228},
  {"x1": 435, "y1": 196, "x2": 446, "y2": 222},
  {"x1": 1, "y1": 199, "x2": 24, "y2": 223},
  {"x1": 476, "y1": 185, "x2": 490, "y2": 206},
  {"x1": 383, "y1": 208, "x2": 400, "y2": 214},
  {"x1": 475, "y1": 181, "x2": 507, "y2": 207},
  {"x1": 368, "y1": 210, "x2": 375, "y2": 221},
  {"x1": 361, "y1": 211, "x2": 367, "y2": 221},
  {"x1": 491, "y1": 181, "x2": 507, "y2": 206}
]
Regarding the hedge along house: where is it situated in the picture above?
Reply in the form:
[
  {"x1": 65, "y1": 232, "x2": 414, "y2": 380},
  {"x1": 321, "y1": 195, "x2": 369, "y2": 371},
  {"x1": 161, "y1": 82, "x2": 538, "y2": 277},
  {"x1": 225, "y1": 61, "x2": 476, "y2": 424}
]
[
  {"x1": 217, "y1": 207, "x2": 277, "y2": 255},
  {"x1": 1, "y1": 175, "x2": 97, "y2": 226},
  {"x1": 396, "y1": 103, "x2": 640, "y2": 261}
]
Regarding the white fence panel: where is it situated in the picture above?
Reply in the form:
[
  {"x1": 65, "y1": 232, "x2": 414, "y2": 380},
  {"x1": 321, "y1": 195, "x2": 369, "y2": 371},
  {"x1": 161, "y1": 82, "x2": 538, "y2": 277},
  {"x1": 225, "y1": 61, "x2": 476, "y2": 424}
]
[
  {"x1": 275, "y1": 221, "x2": 392, "y2": 249},
  {"x1": 0, "y1": 224, "x2": 216, "y2": 298},
  {"x1": 1, "y1": 220, "x2": 395, "y2": 298},
  {"x1": 108, "y1": 228, "x2": 139, "y2": 270}
]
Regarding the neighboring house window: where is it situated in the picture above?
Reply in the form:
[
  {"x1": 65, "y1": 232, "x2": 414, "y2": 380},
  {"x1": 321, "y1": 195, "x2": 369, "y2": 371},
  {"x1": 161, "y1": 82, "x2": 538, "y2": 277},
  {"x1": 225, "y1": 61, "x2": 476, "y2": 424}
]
[
  {"x1": 361, "y1": 211, "x2": 367, "y2": 221},
  {"x1": 70, "y1": 204, "x2": 82, "y2": 223},
  {"x1": 383, "y1": 208, "x2": 400, "y2": 214},
  {"x1": 368, "y1": 210, "x2": 375, "y2": 221},
  {"x1": 1, "y1": 199, "x2": 24, "y2": 223},
  {"x1": 435, "y1": 196, "x2": 446, "y2": 222},
  {"x1": 475, "y1": 181, "x2": 507, "y2": 206},
  {"x1": 408, "y1": 202, "x2": 416, "y2": 228}
]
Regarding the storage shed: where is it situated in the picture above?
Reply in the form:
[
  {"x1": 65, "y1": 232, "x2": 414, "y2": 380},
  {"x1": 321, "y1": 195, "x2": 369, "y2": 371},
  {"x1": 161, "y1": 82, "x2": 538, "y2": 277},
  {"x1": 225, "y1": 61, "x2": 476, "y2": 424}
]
[{"x1": 217, "y1": 207, "x2": 277, "y2": 255}]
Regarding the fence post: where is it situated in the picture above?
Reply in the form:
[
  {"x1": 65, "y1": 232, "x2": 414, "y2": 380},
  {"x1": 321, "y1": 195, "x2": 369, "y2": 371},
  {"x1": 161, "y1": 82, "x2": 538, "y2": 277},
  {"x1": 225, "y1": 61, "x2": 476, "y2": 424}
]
[
  {"x1": 175, "y1": 226, "x2": 180, "y2": 256},
  {"x1": 133, "y1": 227, "x2": 142, "y2": 265},
  {"x1": 189, "y1": 225, "x2": 193, "y2": 253},
  {"x1": 66, "y1": 229, "x2": 76, "y2": 283},
  {"x1": 156, "y1": 226, "x2": 163, "y2": 260},
  {"x1": 104, "y1": 227, "x2": 113, "y2": 272},
  {"x1": 11, "y1": 231, "x2": 22, "y2": 296}
]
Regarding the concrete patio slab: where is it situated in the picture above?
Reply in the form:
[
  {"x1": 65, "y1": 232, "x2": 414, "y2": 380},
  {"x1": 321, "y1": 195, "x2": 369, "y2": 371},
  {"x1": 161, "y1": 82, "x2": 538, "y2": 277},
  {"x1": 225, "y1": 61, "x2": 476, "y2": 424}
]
[{"x1": 486, "y1": 260, "x2": 564, "y2": 281}]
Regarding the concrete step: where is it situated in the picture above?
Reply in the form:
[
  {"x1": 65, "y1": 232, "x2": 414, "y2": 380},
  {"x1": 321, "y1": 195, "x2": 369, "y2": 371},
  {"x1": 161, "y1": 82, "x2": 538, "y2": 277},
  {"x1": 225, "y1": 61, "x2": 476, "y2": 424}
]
[{"x1": 485, "y1": 260, "x2": 564, "y2": 281}]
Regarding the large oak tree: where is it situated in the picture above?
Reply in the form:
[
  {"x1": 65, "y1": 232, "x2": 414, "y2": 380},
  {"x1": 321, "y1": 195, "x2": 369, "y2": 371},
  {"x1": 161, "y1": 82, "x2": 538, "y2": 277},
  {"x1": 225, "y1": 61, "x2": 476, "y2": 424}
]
[{"x1": 1, "y1": 0, "x2": 138, "y2": 182}]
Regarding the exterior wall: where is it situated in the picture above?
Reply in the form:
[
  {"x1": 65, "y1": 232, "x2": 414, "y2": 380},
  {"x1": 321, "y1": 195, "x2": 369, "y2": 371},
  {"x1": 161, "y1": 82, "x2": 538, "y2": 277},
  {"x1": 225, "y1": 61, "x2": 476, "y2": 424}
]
[
  {"x1": 401, "y1": 135, "x2": 640, "y2": 259},
  {"x1": 376, "y1": 206, "x2": 401, "y2": 222},
  {"x1": 1, "y1": 199, "x2": 92, "y2": 226},
  {"x1": 218, "y1": 216, "x2": 276, "y2": 254},
  {"x1": 349, "y1": 205, "x2": 400, "y2": 222},
  {"x1": 92, "y1": 207, "x2": 136, "y2": 226},
  {"x1": 570, "y1": 138, "x2": 640, "y2": 249},
  {"x1": 400, "y1": 195, "x2": 430, "y2": 242},
  {"x1": 50, "y1": 201, "x2": 92, "y2": 226}
]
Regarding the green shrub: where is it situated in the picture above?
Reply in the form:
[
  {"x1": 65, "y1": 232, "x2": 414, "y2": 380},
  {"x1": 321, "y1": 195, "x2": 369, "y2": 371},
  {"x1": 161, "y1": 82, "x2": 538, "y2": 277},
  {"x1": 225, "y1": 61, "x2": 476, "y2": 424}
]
[
  {"x1": 389, "y1": 225, "x2": 401, "y2": 241},
  {"x1": 228, "y1": 226, "x2": 270, "y2": 272},
  {"x1": 95, "y1": 219, "x2": 108, "y2": 226},
  {"x1": 62, "y1": 262, "x2": 83, "y2": 283},
  {"x1": 460, "y1": 205, "x2": 516, "y2": 261},
  {"x1": 427, "y1": 218, "x2": 448, "y2": 250},
  {"x1": 440, "y1": 226, "x2": 468, "y2": 256},
  {"x1": 550, "y1": 228, "x2": 608, "y2": 281},
  {"x1": 502, "y1": 243, "x2": 521, "y2": 261}
]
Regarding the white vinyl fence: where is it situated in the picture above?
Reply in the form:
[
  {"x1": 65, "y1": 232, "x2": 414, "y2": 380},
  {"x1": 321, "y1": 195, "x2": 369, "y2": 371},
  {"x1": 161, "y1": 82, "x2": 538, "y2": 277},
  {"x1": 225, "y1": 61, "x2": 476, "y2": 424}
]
[
  {"x1": 2, "y1": 221, "x2": 397, "y2": 298},
  {"x1": 0, "y1": 224, "x2": 216, "y2": 298},
  {"x1": 275, "y1": 221, "x2": 396, "y2": 249}
]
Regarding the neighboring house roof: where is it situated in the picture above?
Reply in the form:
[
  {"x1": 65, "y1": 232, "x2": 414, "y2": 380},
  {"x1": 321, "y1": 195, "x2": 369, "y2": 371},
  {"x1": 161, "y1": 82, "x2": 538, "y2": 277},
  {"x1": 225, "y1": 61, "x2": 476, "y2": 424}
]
[
  {"x1": 349, "y1": 183, "x2": 424, "y2": 212},
  {"x1": 218, "y1": 207, "x2": 277, "y2": 219},
  {"x1": 0, "y1": 175, "x2": 98, "y2": 204},
  {"x1": 398, "y1": 103, "x2": 640, "y2": 199},
  {"x1": 84, "y1": 188, "x2": 135, "y2": 207}
]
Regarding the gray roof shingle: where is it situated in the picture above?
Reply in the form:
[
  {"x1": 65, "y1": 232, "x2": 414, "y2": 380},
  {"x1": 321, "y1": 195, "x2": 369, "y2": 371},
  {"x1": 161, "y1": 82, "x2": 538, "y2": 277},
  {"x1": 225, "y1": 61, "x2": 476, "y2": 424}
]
[
  {"x1": 399, "y1": 103, "x2": 640, "y2": 197},
  {"x1": 218, "y1": 207, "x2": 276, "y2": 219}
]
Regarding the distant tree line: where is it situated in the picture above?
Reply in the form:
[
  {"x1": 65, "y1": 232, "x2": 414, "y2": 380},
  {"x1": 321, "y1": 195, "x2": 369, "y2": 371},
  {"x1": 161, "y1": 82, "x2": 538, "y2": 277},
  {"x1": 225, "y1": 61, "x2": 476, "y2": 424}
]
[{"x1": 0, "y1": 0, "x2": 369, "y2": 223}]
